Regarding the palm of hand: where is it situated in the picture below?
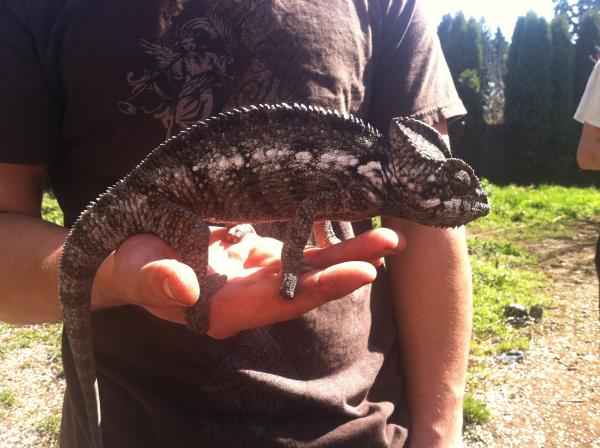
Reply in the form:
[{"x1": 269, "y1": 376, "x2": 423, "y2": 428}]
[{"x1": 92, "y1": 226, "x2": 401, "y2": 339}]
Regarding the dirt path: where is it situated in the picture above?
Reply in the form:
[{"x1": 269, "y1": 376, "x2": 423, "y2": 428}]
[{"x1": 465, "y1": 219, "x2": 600, "y2": 447}]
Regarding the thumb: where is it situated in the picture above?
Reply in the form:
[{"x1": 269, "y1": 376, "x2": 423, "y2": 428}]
[
  {"x1": 137, "y1": 259, "x2": 200, "y2": 307},
  {"x1": 93, "y1": 234, "x2": 201, "y2": 311}
]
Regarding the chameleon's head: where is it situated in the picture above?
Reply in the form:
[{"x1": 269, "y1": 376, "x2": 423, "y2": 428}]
[{"x1": 384, "y1": 117, "x2": 490, "y2": 228}]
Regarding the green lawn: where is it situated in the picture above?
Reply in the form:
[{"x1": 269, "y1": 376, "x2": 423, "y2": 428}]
[{"x1": 469, "y1": 182, "x2": 600, "y2": 239}]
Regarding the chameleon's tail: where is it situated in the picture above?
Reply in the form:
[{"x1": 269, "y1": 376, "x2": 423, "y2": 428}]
[
  {"x1": 61, "y1": 292, "x2": 102, "y2": 448},
  {"x1": 59, "y1": 243, "x2": 106, "y2": 448},
  {"x1": 59, "y1": 211, "x2": 128, "y2": 448}
]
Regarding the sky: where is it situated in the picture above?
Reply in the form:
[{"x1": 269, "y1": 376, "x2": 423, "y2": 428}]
[{"x1": 422, "y1": 0, "x2": 556, "y2": 39}]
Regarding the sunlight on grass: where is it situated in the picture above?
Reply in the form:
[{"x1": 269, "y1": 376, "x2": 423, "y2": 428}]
[
  {"x1": 469, "y1": 183, "x2": 600, "y2": 239},
  {"x1": 41, "y1": 192, "x2": 63, "y2": 226},
  {"x1": 0, "y1": 390, "x2": 16, "y2": 408},
  {"x1": 463, "y1": 393, "x2": 492, "y2": 426},
  {"x1": 35, "y1": 413, "x2": 61, "y2": 443}
]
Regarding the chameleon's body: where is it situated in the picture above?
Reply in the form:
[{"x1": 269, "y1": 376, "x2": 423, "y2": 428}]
[{"x1": 59, "y1": 103, "x2": 489, "y2": 448}]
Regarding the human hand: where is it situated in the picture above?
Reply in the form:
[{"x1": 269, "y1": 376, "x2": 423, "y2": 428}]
[{"x1": 91, "y1": 226, "x2": 403, "y2": 339}]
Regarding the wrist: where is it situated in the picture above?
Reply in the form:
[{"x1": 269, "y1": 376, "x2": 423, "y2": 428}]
[{"x1": 409, "y1": 394, "x2": 464, "y2": 448}]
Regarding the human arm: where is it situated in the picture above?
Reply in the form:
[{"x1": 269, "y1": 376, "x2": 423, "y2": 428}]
[
  {"x1": 383, "y1": 120, "x2": 472, "y2": 448},
  {"x1": 0, "y1": 162, "x2": 401, "y2": 338},
  {"x1": 576, "y1": 122, "x2": 600, "y2": 171},
  {"x1": 0, "y1": 163, "x2": 67, "y2": 323}
]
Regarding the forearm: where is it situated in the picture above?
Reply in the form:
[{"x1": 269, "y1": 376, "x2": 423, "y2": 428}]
[
  {"x1": 384, "y1": 218, "x2": 472, "y2": 447},
  {"x1": 576, "y1": 122, "x2": 600, "y2": 171},
  {"x1": 0, "y1": 212, "x2": 67, "y2": 324},
  {"x1": 577, "y1": 141, "x2": 600, "y2": 170}
]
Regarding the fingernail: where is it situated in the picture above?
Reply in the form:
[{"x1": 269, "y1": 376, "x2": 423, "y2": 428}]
[
  {"x1": 163, "y1": 278, "x2": 178, "y2": 302},
  {"x1": 383, "y1": 247, "x2": 402, "y2": 257}
]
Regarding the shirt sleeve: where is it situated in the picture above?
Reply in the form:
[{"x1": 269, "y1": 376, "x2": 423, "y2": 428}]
[
  {"x1": 574, "y1": 61, "x2": 600, "y2": 128},
  {"x1": 368, "y1": 0, "x2": 466, "y2": 129},
  {"x1": 0, "y1": 1, "x2": 62, "y2": 164}
]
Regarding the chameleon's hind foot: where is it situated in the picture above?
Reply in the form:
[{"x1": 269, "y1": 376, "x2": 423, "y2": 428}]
[
  {"x1": 184, "y1": 274, "x2": 228, "y2": 334},
  {"x1": 225, "y1": 223, "x2": 256, "y2": 243}
]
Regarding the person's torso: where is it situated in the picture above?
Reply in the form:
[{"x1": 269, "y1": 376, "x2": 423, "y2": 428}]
[{"x1": 14, "y1": 1, "x2": 407, "y2": 446}]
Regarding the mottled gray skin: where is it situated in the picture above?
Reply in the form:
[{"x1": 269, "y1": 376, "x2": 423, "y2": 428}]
[{"x1": 59, "y1": 103, "x2": 490, "y2": 448}]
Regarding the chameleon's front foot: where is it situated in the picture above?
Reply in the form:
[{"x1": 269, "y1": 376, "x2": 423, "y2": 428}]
[
  {"x1": 279, "y1": 272, "x2": 298, "y2": 299},
  {"x1": 279, "y1": 261, "x2": 313, "y2": 299}
]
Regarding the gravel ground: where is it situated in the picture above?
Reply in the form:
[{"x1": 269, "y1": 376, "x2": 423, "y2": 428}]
[
  {"x1": 465, "y1": 220, "x2": 600, "y2": 448},
  {"x1": 0, "y1": 325, "x2": 63, "y2": 448}
]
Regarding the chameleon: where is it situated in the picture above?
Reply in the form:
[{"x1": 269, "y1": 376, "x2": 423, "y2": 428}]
[{"x1": 58, "y1": 102, "x2": 490, "y2": 448}]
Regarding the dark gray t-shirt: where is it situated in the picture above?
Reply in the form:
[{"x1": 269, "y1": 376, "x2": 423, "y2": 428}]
[{"x1": 0, "y1": 1, "x2": 465, "y2": 446}]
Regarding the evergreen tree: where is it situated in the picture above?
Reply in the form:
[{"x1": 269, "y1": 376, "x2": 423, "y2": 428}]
[
  {"x1": 504, "y1": 16, "x2": 526, "y2": 122},
  {"x1": 438, "y1": 14, "x2": 486, "y2": 171},
  {"x1": 438, "y1": 14, "x2": 453, "y2": 47},
  {"x1": 550, "y1": 15, "x2": 577, "y2": 182},
  {"x1": 439, "y1": 12, "x2": 470, "y2": 82},
  {"x1": 504, "y1": 13, "x2": 554, "y2": 182},
  {"x1": 465, "y1": 18, "x2": 485, "y2": 77},
  {"x1": 553, "y1": 0, "x2": 600, "y2": 34},
  {"x1": 483, "y1": 27, "x2": 508, "y2": 124}
]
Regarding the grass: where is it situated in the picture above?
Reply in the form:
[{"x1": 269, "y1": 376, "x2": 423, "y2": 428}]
[
  {"x1": 468, "y1": 237, "x2": 547, "y2": 355},
  {"x1": 463, "y1": 394, "x2": 492, "y2": 425},
  {"x1": 35, "y1": 413, "x2": 61, "y2": 442},
  {"x1": 41, "y1": 193, "x2": 63, "y2": 226},
  {"x1": 465, "y1": 183, "x2": 600, "y2": 359},
  {"x1": 0, "y1": 324, "x2": 62, "y2": 352},
  {"x1": 0, "y1": 390, "x2": 16, "y2": 408},
  {"x1": 468, "y1": 182, "x2": 600, "y2": 240}
]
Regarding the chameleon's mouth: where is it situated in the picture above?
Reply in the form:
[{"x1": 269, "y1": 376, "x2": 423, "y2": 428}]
[
  {"x1": 418, "y1": 197, "x2": 490, "y2": 214},
  {"x1": 413, "y1": 197, "x2": 490, "y2": 228}
]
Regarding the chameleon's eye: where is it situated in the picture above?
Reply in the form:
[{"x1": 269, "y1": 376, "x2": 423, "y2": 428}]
[{"x1": 450, "y1": 170, "x2": 471, "y2": 194}]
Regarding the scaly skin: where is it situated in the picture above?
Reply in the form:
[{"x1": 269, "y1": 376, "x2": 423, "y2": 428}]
[{"x1": 59, "y1": 103, "x2": 490, "y2": 448}]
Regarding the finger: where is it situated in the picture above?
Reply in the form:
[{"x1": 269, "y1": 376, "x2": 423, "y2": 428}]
[
  {"x1": 297, "y1": 261, "x2": 377, "y2": 304},
  {"x1": 304, "y1": 227, "x2": 405, "y2": 268},
  {"x1": 107, "y1": 234, "x2": 200, "y2": 307},
  {"x1": 207, "y1": 261, "x2": 376, "y2": 339},
  {"x1": 136, "y1": 259, "x2": 200, "y2": 307}
]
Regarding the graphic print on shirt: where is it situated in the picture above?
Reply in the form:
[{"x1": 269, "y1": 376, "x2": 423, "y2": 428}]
[
  {"x1": 117, "y1": 1, "x2": 320, "y2": 139},
  {"x1": 117, "y1": 12, "x2": 239, "y2": 137}
]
